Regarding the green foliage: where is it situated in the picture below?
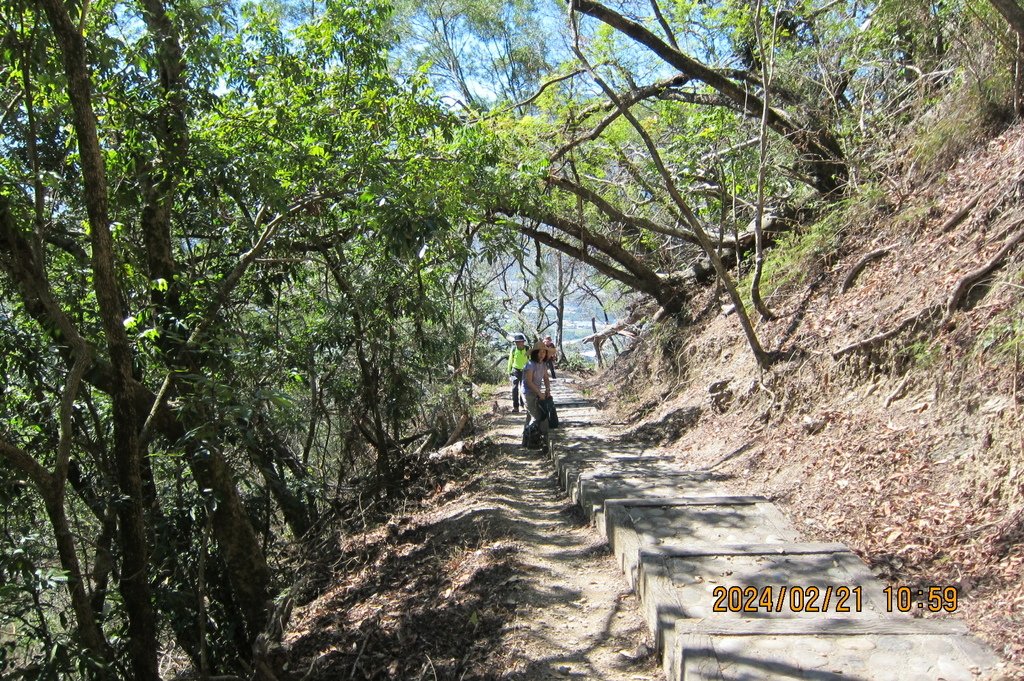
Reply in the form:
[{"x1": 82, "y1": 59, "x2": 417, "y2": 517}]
[
  {"x1": 746, "y1": 204, "x2": 846, "y2": 297},
  {"x1": 0, "y1": 0, "x2": 508, "y2": 675},
  {"x1": 909, "y1": 71, "x2": 1015, "y2": 176},
  {"x1": 897, "y1": 338, "x2": 942, "y2": 368},
  {"x1": 557, "y1": 347, "x2": 594, "y2": 372},
  {"x1": 4, "y1": 0, "x2": 1024, "y2": 674},
  {"x1": 977, "y1": 291, "x2": 1024, "y2": 361}
]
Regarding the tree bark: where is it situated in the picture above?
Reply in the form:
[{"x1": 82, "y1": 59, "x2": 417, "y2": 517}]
[
  {"x1": 750, "y1": 0, "x2": 779, "y2": 321},
  {"x1": 0, "y1": 439, "x2": 112, "y2": 669},
  {"x1": 556, "y1": 253, "x2": 566, "y2": 358},
  {"x1": 37, "y1": 1, "x2": 159, "y2": 677},
  {"x1": 989, "y1": 0, "x2": 1024, "y2": 41},
  {"x1": 251, "y1": 443, "x2": 312, "y2": 538}
]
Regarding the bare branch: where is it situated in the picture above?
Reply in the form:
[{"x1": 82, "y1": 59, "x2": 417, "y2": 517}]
[
  {"x1": 489, "y1": 69, "x2": 588, "y2": 118},
  {"x1": 551, "y1": 74, "x2": 689, "y2": 162}
]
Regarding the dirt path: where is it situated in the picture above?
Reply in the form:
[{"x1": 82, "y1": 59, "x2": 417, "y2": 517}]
[
  {"x1": 283, "y1": 375, "x2": 661, "y2": 680},
  {"x1": 482, "y1": 375, "x2": 660, "y2": 680}
]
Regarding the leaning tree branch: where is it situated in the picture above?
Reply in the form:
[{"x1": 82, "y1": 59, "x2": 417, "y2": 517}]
[
  {"x1": 513, "y1": 219, "x2": 654, "y2": 295},
  {"x1": 988, "y1": 0, "x2": 1024, "y2": 41},
  {"x1": 568, "y1": 5, "x2": 772, "y2": 366},
  {"x1": 140, "y1": 192, "x2": 325, "y2": 442},
  {"x1": 546, "y1": 174, "x2": 698, "y2": 243},
  {"x1": 569, "y1": 0, "x2": 846, "y2": 193}
]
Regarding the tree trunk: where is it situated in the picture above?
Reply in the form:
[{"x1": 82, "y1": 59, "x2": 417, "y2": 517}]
[
  {"x1": 989, "y1": 0, "x2": 1024, "y2": 41},
  {"x1": 556, "y1": 253, "x2": 566, "y2": 358},
  {"x1": 38, "y1": 1, "x2": 159, "y2": 676},
  {"x1": 750, "y1": 0, "x2": 778, "y2": 321},
  {"x1": 591, "y1": 317, "x2": 605, "y2": 368},
  {"x1": 251, "y1": 444, "x2": 312, "y2": 538},
  {"x1": 0, "y1": 440, "x2": 112, "y2": 670},
  {"x1": 189, "y1": 447, "x2": 272, "y2": 639}
]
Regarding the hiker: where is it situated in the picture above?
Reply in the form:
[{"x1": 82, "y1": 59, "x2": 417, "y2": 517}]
[
  {"x1": 506, "y1": 332, "x2": 529, "y2": 413},
  {"x1": 542, "y1": 335, "x2": 558, "y2": 379},
  {"x1": 539, "y1": 338, "x2": 560, "y2": 428},
  {"x1": 522, "y1": 345, "x2": 551, "y2": 445}
]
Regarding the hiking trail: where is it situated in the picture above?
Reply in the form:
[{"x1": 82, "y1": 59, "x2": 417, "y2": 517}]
[{"x1": 486, "y1": 376, "x2": 1002, "y2": 681}]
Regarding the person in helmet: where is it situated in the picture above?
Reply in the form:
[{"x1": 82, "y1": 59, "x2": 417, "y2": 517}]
[{"x1": 506, "y1": 333, "x2": 529, "y2": 413}]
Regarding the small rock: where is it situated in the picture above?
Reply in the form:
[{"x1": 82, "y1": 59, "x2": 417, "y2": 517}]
[
  {"x1": 802, "y1": 415, "x2": 826, "y2": 434},
  {"x1": 981, "y1": 395, "x2": 1013, "y2": 415},
  {"x1": 708, "y1": 379, "x2": 734, "y2": 413},
  {"x1": 618, "y1": 643, "x2": 653, "y2": 661}
]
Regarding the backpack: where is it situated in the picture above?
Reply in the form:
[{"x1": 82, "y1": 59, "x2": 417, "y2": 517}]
[{"x1": 522, "y1": 420, "x2": 546, "y2": 450}]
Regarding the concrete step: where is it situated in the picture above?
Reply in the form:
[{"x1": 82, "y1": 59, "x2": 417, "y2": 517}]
[
  {"x1": 571, "y1": 470, "x2": 720, "y2": 520},
  {"x1": 666, "y1": 617, "x2": 1000, "y2": 681},
  {"x1": 597, "y1": 496, "x2": 800, "y2": 587},
  {"x1": 635, "y1": 542, "x2": 894, "y2": 654},
  {"x1": 551, "y1": 447, "x2": 671, "y2": 490},
  {"x1": 541, "y1": 388, "x2": 1002, "y2": 681}
]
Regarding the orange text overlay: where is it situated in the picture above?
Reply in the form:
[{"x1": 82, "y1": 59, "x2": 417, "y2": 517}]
[{"x1": 711, "y1": 585, "x2": 864, "y2": 613}]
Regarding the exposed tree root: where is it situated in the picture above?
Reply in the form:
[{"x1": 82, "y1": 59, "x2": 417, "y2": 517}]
[
  {"x1": 833, "y1": 305, "x2": 942, "y2": 359},
  {"x1": 835, "y1": 221, "x2": 1024, "y2": 358},
  {"x1": 941, "y1": 222, "x2": 1024, "y2": 326},
  {"x1": 938, "y1": 186, "x2": 989, "y2": 234},
  {"x1": 840, "y1": 245, "x2": 893, "y2": 293}
]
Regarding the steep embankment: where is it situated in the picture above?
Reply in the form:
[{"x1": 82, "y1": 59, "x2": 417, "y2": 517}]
[{"x1": 596, "y1": 122, "x2": 1024, "y2": 674}]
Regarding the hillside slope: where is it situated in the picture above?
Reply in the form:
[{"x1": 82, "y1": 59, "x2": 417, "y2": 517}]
[{"x1": 596, "y1": 121, "x2": 1024, "y2": 675}]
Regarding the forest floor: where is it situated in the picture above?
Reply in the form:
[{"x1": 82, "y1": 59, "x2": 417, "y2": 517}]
[{"x1": 282, "y1": 375, "x2": 660, "y2": 681}]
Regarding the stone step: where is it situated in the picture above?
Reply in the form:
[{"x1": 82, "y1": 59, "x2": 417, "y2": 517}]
[
  {"x1": 635, "y1": 542, "x2": 894, "y2": 654},
  {"x1": 666, "y1": 617, "x2": 1001, "y2": 681},
  {"x1": 551, "y1": 448, "x2": 671, "y2": 490},
  {"x1": 597, "y1": 497, "x2": 801, "y2": 584},
  {"x1": 571, "y1": 470, "x2": 720, "y2": 520},
  {"x1": 541, "y1": 388, "x2": 1001, "y2": 681}
]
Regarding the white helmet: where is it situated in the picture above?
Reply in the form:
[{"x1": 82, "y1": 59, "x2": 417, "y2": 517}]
[{"x1": 512, "y1": 333, "x2": 527, "y2": 342}]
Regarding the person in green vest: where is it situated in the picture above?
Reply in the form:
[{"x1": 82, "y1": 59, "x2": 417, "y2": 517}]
[{"x1": 507, "y1": 332, "x2": 529, "y2": 413}]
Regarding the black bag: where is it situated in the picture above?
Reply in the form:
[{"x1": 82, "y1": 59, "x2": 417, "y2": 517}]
[
  {"x1": 541, "y1": 396, "x2": 559, "y2": 429},
  {"x1": 522, "y1": 420, "x2": 545, "y2": 450}
]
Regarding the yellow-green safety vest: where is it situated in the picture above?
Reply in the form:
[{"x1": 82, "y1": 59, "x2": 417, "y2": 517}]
[{"x1": 507, "y1": 346, "x2": 528, "y2": 373}]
